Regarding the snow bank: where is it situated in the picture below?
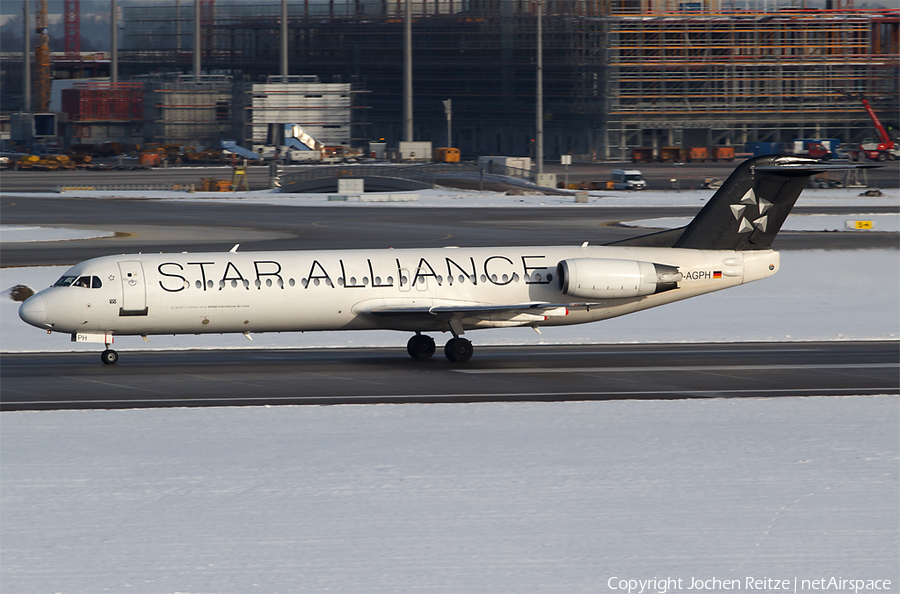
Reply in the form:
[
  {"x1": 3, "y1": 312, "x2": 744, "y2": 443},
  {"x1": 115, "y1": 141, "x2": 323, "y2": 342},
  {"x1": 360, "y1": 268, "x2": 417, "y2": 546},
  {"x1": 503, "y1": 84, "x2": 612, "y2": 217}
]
[
  {"x1": 3, "y1": 186, "x2": 898, "y2": 209},
  {"x1": 0, "y1": 224, "x2": 116, "y2": 243},
  {"x1": 623, "y1": 213, "x2": 900, "y2": 233},
  {"x1": 177, "y1": 186, "x2": 900, "y2": 209}
]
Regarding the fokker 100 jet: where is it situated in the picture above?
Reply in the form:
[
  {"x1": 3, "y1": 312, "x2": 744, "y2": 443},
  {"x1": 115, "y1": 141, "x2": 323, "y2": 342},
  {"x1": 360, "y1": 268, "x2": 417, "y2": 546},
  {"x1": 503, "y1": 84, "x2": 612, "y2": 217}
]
[{"x1": 19, "y1": 155, "x2": 875, "y2": 364}]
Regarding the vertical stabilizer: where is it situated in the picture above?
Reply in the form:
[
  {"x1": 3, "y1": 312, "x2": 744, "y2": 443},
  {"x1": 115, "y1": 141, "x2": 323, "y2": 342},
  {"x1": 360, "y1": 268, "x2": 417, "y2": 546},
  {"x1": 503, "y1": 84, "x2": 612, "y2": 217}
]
[{"x1": 676, "y1": 155, "x2": 820, "y2": 250}]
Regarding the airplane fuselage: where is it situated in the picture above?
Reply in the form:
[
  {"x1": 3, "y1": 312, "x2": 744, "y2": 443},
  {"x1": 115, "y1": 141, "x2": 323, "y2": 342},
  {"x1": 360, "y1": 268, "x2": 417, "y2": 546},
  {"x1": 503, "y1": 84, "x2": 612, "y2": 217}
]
[{"x1": 22, "y1": 244, "x2": 779, "y2": 338}]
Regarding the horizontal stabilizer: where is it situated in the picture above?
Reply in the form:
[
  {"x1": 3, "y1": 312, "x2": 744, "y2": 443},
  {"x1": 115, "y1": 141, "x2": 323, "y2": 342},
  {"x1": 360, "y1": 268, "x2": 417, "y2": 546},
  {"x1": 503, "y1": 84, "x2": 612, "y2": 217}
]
[{"x1": 754, "y1": 163, "x2": 882, "y2": 176}]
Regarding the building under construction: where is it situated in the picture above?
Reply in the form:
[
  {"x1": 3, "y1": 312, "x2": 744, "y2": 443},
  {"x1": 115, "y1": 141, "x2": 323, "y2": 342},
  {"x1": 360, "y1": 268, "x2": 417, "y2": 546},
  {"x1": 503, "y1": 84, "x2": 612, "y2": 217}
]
[
  {"x1": 7, "y1": 0, "x2": 898, "y2": 159},
  {"x1": 605, "y1": 2, "x2": 900, "y2": 160}
]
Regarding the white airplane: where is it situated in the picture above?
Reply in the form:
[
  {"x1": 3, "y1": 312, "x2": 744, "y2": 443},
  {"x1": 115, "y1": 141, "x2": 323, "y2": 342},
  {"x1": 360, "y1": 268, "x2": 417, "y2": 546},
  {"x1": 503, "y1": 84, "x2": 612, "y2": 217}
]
[{"x1": 19, "y1": 155, "x2": 874, "y2": 364}]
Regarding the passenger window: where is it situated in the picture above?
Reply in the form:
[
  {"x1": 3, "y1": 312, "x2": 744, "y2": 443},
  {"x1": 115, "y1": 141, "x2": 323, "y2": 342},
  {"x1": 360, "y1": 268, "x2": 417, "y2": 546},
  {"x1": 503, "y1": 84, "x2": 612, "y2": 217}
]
[{"x1": 91, "y1": 276, "x2": 102, "y2": 289}]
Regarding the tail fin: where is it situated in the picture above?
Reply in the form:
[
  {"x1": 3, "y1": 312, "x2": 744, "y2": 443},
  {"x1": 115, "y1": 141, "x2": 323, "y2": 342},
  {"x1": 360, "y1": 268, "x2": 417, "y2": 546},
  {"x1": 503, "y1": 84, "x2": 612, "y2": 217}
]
[{"x1": 609, "y1": 155, "x2": 880, "y2": 251}]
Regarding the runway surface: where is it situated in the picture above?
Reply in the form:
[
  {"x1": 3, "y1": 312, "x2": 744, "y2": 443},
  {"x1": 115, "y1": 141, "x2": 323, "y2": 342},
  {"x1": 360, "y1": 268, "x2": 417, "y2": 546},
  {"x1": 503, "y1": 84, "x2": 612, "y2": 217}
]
[{"x1": 2, "y1": 341, "x2": 897, "y2": 411}]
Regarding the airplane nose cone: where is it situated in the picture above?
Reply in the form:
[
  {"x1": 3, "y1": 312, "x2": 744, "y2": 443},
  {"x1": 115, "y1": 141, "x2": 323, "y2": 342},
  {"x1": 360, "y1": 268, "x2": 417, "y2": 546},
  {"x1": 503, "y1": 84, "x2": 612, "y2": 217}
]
[{"x1": 18, "y1": 294, "x2": 47, "y2": 328}]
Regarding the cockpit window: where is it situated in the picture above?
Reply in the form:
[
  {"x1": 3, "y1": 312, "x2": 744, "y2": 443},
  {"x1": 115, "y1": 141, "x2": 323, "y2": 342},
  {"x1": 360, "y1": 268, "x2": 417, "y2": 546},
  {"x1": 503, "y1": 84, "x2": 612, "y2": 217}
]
[
  {"x1": 54, "y1": 275, "x2": 102, "y2": 288},
  {"x1": 54, "y1": 276, "x2": 79, "y2": 287}
]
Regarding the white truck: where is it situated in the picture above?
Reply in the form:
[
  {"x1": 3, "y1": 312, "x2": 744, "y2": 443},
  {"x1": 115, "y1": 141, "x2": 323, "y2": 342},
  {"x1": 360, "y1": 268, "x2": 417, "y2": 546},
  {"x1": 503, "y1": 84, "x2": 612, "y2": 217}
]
[{"x1": 611, "y1": 168, "x2": 646, "y2": 190}]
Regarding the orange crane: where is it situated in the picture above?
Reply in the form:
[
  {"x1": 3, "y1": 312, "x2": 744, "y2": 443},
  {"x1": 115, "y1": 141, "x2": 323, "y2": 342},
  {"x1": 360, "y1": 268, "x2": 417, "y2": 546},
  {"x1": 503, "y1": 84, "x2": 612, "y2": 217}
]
[{"x1": 35, "y1": 0, "x2": 51, "y2": 112}]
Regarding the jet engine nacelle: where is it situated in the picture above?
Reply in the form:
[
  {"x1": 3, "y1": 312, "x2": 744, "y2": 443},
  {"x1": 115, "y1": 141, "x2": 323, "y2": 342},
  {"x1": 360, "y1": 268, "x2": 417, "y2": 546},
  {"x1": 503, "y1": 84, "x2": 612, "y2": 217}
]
[{"x1": 556, "y1": 258, "x2": 682, "y2": 299}]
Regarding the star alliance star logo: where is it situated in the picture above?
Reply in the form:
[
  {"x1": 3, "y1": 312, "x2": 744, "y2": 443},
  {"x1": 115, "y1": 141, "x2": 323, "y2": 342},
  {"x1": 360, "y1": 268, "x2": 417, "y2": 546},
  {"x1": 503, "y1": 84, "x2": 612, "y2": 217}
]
[{"x1": 730, "y1": 188, "x2": 772, "y2": 233}]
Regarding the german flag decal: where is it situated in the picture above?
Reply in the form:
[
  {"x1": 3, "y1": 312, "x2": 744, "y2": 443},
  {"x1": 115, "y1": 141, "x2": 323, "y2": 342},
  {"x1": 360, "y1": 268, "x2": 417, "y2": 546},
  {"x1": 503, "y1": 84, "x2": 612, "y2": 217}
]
[{"x1": 713, "y1": 271, "x2": 722, "y2": 279}]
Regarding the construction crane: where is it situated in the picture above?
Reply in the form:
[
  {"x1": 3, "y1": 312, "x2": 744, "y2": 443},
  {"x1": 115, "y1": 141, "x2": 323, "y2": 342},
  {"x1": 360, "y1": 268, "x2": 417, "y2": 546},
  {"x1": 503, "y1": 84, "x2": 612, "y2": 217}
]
[
  {"x1": 841, "y1": 92, "x2": 899, "y2": 161},
  {"x1": 35, "y1": 0, "x2": 51, "y2": 112},
  {"x1": 201, "y1": 0, "x2": 215, "y2": 63},
  {"x1": 858, "y1": 97, "x2": 898, "y2": 161},
  {"x1": 65, "y1": 0, "x2": 81, "y2": 61}
]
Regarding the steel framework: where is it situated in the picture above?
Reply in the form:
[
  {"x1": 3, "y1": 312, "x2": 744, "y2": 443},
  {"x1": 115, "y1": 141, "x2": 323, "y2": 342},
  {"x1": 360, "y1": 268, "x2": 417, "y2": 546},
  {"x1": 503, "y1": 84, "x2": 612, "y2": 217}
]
[{"x1": 604, "y1": 7, "x2": 900, "y2": 159}]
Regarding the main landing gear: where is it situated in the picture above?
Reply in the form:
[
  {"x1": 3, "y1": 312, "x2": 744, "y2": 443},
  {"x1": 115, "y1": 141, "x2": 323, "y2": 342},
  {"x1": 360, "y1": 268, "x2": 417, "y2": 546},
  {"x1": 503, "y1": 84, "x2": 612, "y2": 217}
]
[
  {"x1": 407, "y1": 333, "x2": 473, "y2": 363},
  {"x1": 101, "y1": 347, "x2": 118, "y2": 365},
  {"x1": 444, "y1": 337, "x2": 473, "y2": 363},
  {"x1": 407, "y1": 333, "x2": 436, "y2": 360}
]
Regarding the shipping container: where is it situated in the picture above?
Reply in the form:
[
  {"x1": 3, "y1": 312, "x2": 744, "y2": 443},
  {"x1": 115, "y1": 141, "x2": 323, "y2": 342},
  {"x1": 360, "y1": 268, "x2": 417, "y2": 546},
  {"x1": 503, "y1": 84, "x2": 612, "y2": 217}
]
[
  {"x1": 710, "y1": 146, "x2": 735, "y2": 161},
  {"x1": 686, "y1": 147, "x2": 708, "y2": 162},
  {"x1": 433, "y1": 147, "x2": 460, "y2": 162},
  {"x1": 659, "y1": 147, "x2": 683, "y2": 162},
  {"x1": 631, "y1": 147, "x2": 653, "y2": 163}
]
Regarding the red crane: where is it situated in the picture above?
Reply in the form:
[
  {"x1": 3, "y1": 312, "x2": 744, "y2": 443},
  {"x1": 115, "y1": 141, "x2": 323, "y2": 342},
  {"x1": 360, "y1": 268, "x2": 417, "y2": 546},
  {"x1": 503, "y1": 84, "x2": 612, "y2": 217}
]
[
  {"x1": 857, "y1": 96, "x2": 898, "y2": 161},
  {"x1": 64, "y1": 0, "x2": 81, "y2": 61},
  {"x1": 35, "y1": 0, "x2": 50, "y2": 112}
]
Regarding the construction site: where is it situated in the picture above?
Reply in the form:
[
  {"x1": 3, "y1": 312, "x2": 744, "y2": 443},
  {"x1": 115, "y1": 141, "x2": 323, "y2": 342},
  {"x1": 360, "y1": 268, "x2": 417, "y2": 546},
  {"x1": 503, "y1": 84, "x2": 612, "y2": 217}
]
[{"x1": 3, "y1": 0, "x2": 899, "y2": 163}]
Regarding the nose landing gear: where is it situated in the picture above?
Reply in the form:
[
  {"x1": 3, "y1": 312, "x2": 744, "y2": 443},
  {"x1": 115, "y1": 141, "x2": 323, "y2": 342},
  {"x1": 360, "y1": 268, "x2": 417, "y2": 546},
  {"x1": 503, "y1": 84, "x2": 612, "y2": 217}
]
[{"x1": 100, "y1": 348, "x2": 119, "y2": 365}]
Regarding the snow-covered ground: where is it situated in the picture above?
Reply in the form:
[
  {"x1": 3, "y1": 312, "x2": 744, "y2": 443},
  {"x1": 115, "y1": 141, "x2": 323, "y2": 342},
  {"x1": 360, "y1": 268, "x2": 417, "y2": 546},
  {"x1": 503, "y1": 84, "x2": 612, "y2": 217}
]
[
  {"x1": 0, "y1": 225, "x2": 116, "y2": 243},
  {"x1": 2, "y1": 188, "x2": 897, "y2": 593},
  {"x1": 624, "y1": 213, "x2": 900, "y2": 233},
  {"x1": 2, "y1": 397, "x2": 897, "y2": 593},
  {"x1": 3, "y1": 185, "x2": 899, "y2": 209}
]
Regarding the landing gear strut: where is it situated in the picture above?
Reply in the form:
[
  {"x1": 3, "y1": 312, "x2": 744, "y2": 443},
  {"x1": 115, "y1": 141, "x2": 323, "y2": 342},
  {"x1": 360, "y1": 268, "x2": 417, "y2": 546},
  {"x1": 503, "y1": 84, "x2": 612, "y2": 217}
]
[
  {"x1": 100, "y1": 348, "x2": 119, "y2": 365},
  {"x1": 406, "y1": 333, "x2": 436, "y2": 360}
]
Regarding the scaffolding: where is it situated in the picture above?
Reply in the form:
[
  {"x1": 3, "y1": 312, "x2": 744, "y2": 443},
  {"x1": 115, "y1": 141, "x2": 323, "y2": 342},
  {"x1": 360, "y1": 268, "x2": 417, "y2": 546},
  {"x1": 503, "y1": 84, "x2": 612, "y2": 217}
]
[
  {"x1": 605, "y1": 7, "x2": 900, "y2": 159},
  {"x1": 62, "y1": 82, "x2": 144, "y2": 122},
  {"x1": 147, "y1": 75, "x2": 238, "y2": 146}
]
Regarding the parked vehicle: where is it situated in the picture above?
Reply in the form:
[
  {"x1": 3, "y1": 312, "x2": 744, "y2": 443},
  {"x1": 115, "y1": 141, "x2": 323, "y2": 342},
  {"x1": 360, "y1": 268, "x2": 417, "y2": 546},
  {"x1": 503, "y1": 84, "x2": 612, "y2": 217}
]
[
  {"x1": 611, "y1": 169, "x2": 646, "y2": 190},
  {"x1": 847, "y1": 94, "x2": 899, "y2": 161}
]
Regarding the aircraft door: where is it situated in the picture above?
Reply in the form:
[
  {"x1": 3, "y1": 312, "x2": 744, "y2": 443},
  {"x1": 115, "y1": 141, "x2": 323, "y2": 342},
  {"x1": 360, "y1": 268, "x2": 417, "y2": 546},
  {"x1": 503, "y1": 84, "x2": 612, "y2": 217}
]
[{"x1": 118, "y1": 261, "x2": 148, "y2": 316}]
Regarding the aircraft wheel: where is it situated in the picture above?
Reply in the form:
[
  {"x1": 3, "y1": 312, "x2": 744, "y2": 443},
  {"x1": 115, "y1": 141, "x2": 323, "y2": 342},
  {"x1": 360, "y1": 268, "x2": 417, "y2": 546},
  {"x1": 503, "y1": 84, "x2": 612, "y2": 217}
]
[
  {"x1": 407, "y1": 334, "x2": 436, "y2": 360},
  {"x1": 444, "y1": 337, "x2": 473, "y2": 363},
  {"x1": 877, "y1": 152, "x2": 887, "y2": 161},
  {"x1": 101, "y1": 349, "x2": 119, "y2": 365}
]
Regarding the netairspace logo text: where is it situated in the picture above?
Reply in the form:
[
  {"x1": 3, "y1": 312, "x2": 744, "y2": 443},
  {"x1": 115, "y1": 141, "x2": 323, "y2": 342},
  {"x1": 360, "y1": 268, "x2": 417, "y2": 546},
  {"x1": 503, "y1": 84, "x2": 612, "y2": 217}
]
[{"x1": 607, "y1": 577, "x2": 893, "y2": 594}]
